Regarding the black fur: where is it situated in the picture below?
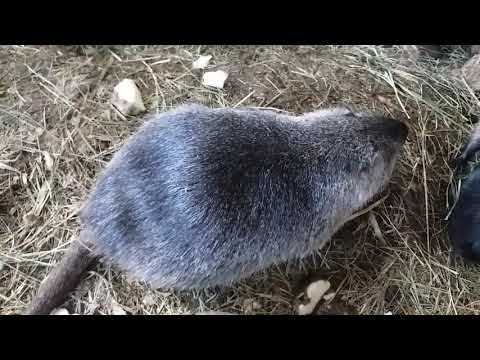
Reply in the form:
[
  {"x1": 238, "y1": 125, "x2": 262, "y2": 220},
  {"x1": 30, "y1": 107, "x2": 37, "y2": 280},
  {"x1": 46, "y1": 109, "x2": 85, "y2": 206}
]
[
  {"x1": 449, "y1": 167, "x2": 480, "y2": 263},
  {"x1": 449, "y1": 120, "x2": 480, "y2": 264}
]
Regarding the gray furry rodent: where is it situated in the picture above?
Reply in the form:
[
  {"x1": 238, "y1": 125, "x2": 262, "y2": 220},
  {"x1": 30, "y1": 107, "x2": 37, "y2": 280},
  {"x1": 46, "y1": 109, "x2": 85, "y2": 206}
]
[{"x1": 26, "y1": 103, "x2": 408, "y2": 315}]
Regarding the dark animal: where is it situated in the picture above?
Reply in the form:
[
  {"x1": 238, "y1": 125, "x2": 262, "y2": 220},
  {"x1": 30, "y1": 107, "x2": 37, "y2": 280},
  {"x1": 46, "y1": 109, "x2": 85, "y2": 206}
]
[
  {"x1": 449, "y1": 167, "x2": 480, "y2": 263},
  {"x1": 26, "y1": 104, "x2": 408, "y2": 315},
  {"x1": 449, "y1": 123, "x2": 480, "y2": 263},
  {"x1": 454, "y1": 123, "x2": 480, "y2": 168},
  {"x1": 390, "y1": 45, "x2": 479, "y2": 59}
]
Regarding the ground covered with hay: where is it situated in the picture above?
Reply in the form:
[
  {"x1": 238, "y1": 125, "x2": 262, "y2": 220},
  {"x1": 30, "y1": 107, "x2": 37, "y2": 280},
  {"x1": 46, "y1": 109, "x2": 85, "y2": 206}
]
[{"x1": 1, "y1": 45, "x2": 479, "y2": 315}]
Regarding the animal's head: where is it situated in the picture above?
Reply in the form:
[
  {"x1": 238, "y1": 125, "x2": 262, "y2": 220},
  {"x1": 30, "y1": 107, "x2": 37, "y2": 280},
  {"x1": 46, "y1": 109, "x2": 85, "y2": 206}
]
[{"x1": 304, "y1": 106, "x2": 408, "y2": 213}]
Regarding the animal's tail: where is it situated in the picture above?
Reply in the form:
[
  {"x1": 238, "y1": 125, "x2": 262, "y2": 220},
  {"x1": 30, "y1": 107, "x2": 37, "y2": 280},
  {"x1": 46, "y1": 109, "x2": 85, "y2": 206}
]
[{"x1": 25, "y1": 236, "x2": 98, "y2": 315}]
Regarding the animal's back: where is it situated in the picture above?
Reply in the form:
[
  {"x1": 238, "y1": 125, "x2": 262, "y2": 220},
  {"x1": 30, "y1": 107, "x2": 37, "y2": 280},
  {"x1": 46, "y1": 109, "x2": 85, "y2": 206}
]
[{"x1": 81, "y1": 104, "x2": 345, "y2": 288}]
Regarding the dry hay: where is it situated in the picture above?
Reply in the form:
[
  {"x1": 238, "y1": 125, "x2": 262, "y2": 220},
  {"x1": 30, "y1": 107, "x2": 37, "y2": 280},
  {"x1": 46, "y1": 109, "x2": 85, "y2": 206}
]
[{"x1": 1, "y1": 45, "x2": 479, "y2": 315}]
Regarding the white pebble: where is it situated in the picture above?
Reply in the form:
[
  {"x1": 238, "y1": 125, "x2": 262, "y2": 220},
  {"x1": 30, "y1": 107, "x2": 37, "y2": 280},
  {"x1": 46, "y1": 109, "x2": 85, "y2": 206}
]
[
  {"x1": 202, "y1": 70, "x2": 228, "y2": 89},
  {"x1": 111, "y1": 299, "x2": 127, "y2": 315},
  {"x1": 193, "y1": 55, "x2": 212, "y2": 69},
  {"x1": 51, "y1": 308, "x2": 70, "y2": 315},
  {"x1": 112, "y1": 79, "x2": 146, "y2": 116},
  {"x1": 298, "y1": 279, "x2": 331, "y2": 315}
]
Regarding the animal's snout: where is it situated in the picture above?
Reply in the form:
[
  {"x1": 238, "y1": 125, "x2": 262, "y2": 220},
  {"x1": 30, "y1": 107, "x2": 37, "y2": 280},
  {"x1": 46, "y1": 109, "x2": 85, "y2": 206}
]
[{"x1": 377, "y1": 117, "x2": 409, "y2": 144}]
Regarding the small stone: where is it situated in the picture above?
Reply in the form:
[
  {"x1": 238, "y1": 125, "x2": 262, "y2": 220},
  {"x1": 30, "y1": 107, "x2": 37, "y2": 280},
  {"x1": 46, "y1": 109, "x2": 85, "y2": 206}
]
[
  {"x1": 202, "y1": 70, "x2": 228, "y2": 89},
  {"x1": 112, "y1": 79, "x2": 146, "y2": 116},
  {"x1": 193, "y1": 55, "x2": 212, "y2": 69},
  {"x1": 298, "y1": 279, "x2": 331, "y2": 315},
  {"x1": 111, "y1": 299, "x2": 127, "y2": 315},
  {"x1": 51, "y1": 308, "x2": 70, "y2": 315}
]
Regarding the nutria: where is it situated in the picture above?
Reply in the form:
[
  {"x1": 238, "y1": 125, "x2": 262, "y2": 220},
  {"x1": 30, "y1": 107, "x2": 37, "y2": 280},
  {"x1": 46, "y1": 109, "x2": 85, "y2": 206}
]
[{"x1": 26, "y1": 104, "x2": 408, "y2": 315}]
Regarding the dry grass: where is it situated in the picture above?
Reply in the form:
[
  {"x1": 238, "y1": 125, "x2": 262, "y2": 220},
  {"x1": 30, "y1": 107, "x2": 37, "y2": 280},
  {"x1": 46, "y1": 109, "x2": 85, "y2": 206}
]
[{"x1": 1, "y1": 45, "x2": 479, "y2": 315}]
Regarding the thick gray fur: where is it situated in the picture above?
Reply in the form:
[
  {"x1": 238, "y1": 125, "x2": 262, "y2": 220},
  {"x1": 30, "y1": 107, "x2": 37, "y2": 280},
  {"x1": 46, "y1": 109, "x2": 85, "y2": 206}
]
[{"x1": 78, "y1": 103, "x2": 408, "y2": 289}]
